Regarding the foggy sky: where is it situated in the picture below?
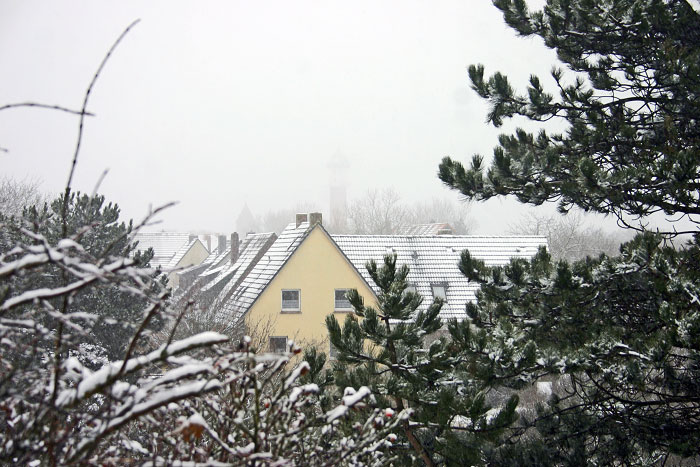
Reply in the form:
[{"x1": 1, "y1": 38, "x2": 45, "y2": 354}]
[{"x1": 1, "y1": 0, "x2": 582, "y2": 235}]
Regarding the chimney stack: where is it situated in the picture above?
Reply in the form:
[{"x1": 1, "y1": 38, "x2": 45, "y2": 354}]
[
  {"x1": 230, "y1": 232, "x2": 240, "y2": 264},
  {"x1": 218, "y1": 235, "x2": 227, "y2": 255},
  {"x1": 188, "y1": 234, "x2": 197, "y2": 243},
  {"x1": 295, "y1": 213, "x2": 308, "y2": 228},
  {"x1": 309, "y1": 212, "x2": 323, "y2": 226}
]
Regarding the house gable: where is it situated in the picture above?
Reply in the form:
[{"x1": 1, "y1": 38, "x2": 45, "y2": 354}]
[
  {"x1": 244, "y1": 225, "x2": 377, "y2": 348},
  {"x1": 166, "y1": 239, "x2": 210, "y2": 288}
]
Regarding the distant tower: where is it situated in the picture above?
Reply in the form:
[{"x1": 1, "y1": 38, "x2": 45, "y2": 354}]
[
  {"x1": 328, "y1": 151, "x2": 349, "y2": 232},
  {"x1": 236, "y1": 203, "x2": 257, "y2": 237}
]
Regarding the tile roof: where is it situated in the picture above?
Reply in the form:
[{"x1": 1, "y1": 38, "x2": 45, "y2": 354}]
[
  {"x1": 220, "y1": 222, "x2": 312, "y2": 321},
  {"x1": 176, "y1": 262, "x2": 210, "y2": 278},
  {"x1": 133, "y1": 232, "x2": 192, "y2": 269},
  {"x1": 165, "y1": 238, "x2": 208, "y2": 271},
  {"x1": 206, "y1": 232, "x2": 277, "y2": 312},
  {"x1": 330, "y1": 234, "x2": 547, "y2": 320},
  {"x1": 219, "y1": 219, "x2": 546, "y2": 323},
  {"x1": 173, "y1": 246, "x2": 231, "y2": 293},
  {"x1": 396, "y1": 223, "x2": 455, "y2": 235},
  {"x1": 200, "y1": 246, "x2": 232, "y2": 274}
]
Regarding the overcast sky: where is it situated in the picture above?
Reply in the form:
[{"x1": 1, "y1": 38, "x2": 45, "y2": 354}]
[{"x1": 0, "y1": 0, "x2": 595, "y2": 235}]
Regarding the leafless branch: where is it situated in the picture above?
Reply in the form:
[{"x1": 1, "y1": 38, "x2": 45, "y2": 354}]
[
  {"x1": 63, "y1": 18, "x2": 141, "y2": 236},
  {"x1": 0, "y1": 102, "x2": 95, "y2": 117}
]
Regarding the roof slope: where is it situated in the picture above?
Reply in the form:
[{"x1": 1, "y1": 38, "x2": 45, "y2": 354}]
[
  {"x1": 204, "y1": 232, "x2": 277, "y2": 311},
  {"x1": 198, "y1": 245, "x2": 232, "y2": 276},
  {"x1": 165, "y1": 238, "x2": 209, "y2": 270},
  {"x1": 172, "y1": 245, "x2": 232, "y2": 295},
  {"x1": 396, "y1": 223, "x2": 454, "y2": 235},
  {"x1": 331, "y1": 235, "x2": 547, "y2": 320},
  {"x1": 133, "y1": 232, "x2": 192, "y2": 269},
  {"x1": 221, "y1": 222, "x2": 312, "y2": 321}
]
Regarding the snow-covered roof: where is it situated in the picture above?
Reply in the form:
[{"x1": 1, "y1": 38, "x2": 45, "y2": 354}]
[
  {"x1": 203, "y1": 232, "x2": 277, "y2": 308},
  {"x1": 331, "y1": 234, "x2": 547, "y2": 320},
  {"x1": 202, "y1": 233, "x2": 276, "y2": 296},
  {"x1": 172, "y1": 245, "x2": 231, "y2": 296},
  {"x1": 220, "y1": 216, "x2": 547, "y2": 322},
  {"x1": 176, "y1": 262, "x2": 210, "y2": 279},
  {"x1": 165, "y1": 238, "x2": 208, "y2": 271},
  {"x1": 222, "y1": 222, "x2": 312, "y2": 321},
  {"x1": 396, "y1": 223, "x2": 455, "y2": 235},
  {"x1": 133, "y1": 232, "x2": 192, "y2": 269},
  {"x1": 200, "y1": 246, "x2": 232, "y2": 274}
]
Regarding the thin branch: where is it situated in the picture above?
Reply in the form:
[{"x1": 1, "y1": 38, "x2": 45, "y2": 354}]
[
  {"x1": 0, "y1": 102, "x2": 95, "y2": 117},
  {"x1": 63, "y1": 18, "x2": 141, "y2": 236},
  {"x1": 90, "y1": 169, "x2": 109, "y2": 199}
]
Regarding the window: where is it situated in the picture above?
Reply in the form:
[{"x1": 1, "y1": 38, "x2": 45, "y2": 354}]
[
  {"x1": 431, "y1": 284, "x2": 447, "y2": 301},
  {"x1": 269, "y1": 336, "x2": 288, "y2": 353},
  {"x1": 334, "y1": 289, "x2": 353, "y2": 312},
  {"x1": 281, "y1": 289, "x2": 300, "y2": 312}
]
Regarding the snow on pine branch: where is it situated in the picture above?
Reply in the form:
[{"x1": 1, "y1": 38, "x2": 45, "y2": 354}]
[
  {"x1": 56, "y1": 332, "x2": 228, "y2": 408},
  {"x1": 0, "y1": 257, "x2": 135, "y2": 312}
]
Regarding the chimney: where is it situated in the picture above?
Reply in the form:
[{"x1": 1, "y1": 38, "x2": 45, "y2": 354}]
[
  {"x1": 218, "y1": 235, "x2": 227, "y2": 255},
  {"x1": 230, "y1": 232, "x2": 240, "y2": 264},
  {"x1": 205, "y1": 235, "x2": 211, "y2": 252},
  {"x1": 309, "y1": 212, "x2": 322, "y2": 226},
  {"x1": 295, "y1": 213, "x2": 308, "y2": 228},
  {"x1": 188, "y1": 234, "x2": 197, "y2": 243}
]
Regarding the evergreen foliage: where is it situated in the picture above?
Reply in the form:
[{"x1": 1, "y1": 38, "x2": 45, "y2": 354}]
[
  {"x1": 327, "y1": 255, "x2": 520, "y2": 466},
  {"x1": 439, "y1": 0, "x2": 700, "y2": 463},
  {"x1": 0, "y1": 191, "x2": 162, "y2": 362},
  {"x1": 439, "y1": 0, "x2": 700, "y2": 230},
  {"x1": 461, "y1": 235, "x2": 700, "y2": 462}
]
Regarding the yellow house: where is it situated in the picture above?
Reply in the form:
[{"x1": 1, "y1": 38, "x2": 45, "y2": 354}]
[
  {"x1": 133, "y1": 232, "x2": 210, "y2": 288},
  {"x1": 223, "y1": 213, "x2": 377, "y2": 354}
]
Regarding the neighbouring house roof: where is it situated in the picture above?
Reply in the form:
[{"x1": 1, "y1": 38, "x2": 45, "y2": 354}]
[
  {"x1": 222, "y1": 222, "x2": 312, "y2": 321},
  {"x1": 133, "y1": 232, "x2": 192, "y2": 269},
  {"x1": 204, "y1": 232, "x2": 277, "y2": 311},
  {"x1": 173, "y1": 245, "x2": 232, "y2": 293},
  {"x1": 200, "y1": 246, "x2": 232, "y2": 273},
  {"x1": 331, "y1": 234, "x2": 547, "y2": 320},
  {"x1": 165, "y1": 238, "x2": 209, "y2": 271},
  {"x1": 176, "y1": 262, "x2": 210, "y2": 281},
  {"x1": 396, "y1": 223, "x2": 455, "y2": 236},
  {"x1": 202, "y1": 233, "x2": 274, "y2": 294}
]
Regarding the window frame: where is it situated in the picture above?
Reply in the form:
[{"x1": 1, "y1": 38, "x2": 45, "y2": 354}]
[
  {"x1": 269, "y1": 336, "x2": 288, "y2": 353},
  {"x1": 334, "y1": 288, "x2": 353, "y2": 312},
  {"x1": 431, "y1": 283, "x2": 447, "y2": 301},
  {"x1": 281, "y1": 289, "x2": 301, "y2": 313}
]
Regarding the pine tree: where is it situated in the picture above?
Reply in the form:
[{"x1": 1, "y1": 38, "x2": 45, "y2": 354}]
[
  {"x1": 327, "y1": 255, "x2": 520, "y2": 466},
  {"x1": 438, "y1": 0, "x2": 700, "y2": 463},
  {"x1": 0, "y1": 191, "x2": 163, "y2": 362},
  {"x1": 439, "y1": 0, "x2": 700, "y2": 231}
]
